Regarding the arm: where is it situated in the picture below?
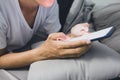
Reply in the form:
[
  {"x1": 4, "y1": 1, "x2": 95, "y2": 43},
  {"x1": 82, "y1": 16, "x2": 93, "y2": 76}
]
[
  {"x1": 0, "y1": 33, "x2": 90, "y2": 69},
  {"x1": 0, "y1": 1, "x2": 90, "y2": 69},
  {"x1": 0, "y1": 47, "x2": 45, "y2": 69}
]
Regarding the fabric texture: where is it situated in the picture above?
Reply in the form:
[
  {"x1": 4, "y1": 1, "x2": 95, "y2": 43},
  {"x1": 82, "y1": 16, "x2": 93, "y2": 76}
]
[
  {"x1": 0, "y1": 69, "x2": 28, "y2": 80},
  {"x1": 91, "y1": 0, "x2": 120, "y2": 10},
  {"x1": 0, "y1": 0, "x2": 61, "y2": 51},
  {"x1": 92, "y1": 3, "x2": 120, "y2": 53},
  {"x1": 0, "y1": 13, "x2": 7, "y2": 49},
  {"x1": 0, "y1": 0, "x2": 120, "y2": 80},
  {"x1": 0, "y1": 69, "x2": 18, "y2": 80},
  {"x1": 0, "y1": 0, "x2": 60, "y2": 80},
  {"x1": 28, "y1": 41, "x2": 120, "y2": 80},
  {"x1": 60, "y1": 0, "x2": 94, "y2": 34}
]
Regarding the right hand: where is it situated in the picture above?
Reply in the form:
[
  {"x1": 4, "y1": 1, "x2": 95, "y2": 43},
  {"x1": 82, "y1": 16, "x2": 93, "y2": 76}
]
[{"x1": 38, "y1": 32, "x2": 91, "y2": 59}]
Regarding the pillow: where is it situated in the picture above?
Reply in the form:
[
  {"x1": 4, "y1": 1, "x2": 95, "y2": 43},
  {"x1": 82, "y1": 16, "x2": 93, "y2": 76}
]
[
  {"x1": 91, "y1": 0, "x2": 120, "y2": 10},
  {"x1": 92, "y1": 3, "x2": 120, "y2": 53},
  {"x1": 28, "y1": 42, "x2": 120, "y2": 80}
]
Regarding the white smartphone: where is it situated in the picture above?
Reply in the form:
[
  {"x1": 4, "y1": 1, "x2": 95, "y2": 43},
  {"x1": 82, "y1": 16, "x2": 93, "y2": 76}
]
[{"x1": 67, "y1": 26, "x2": 115, "y2": 41}]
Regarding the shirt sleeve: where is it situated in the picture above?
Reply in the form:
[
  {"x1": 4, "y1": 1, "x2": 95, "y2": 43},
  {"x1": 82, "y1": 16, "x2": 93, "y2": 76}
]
[
  {"x1": 42, "y1": 0, "x2": 61, "y2": 34},
  {"x1": 0, "y1": 12, "x2": 7, "y2": 49}
]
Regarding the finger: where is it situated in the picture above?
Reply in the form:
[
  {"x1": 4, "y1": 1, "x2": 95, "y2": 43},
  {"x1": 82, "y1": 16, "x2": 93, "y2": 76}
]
[
  {"x1": 47, "y1": 32, "x2": 67, "y2": 40},
  {"x1": 60, "y1": 40, "x2": 91, "y2": 49},
  {"x1": 60, "y1": 46, "x2": 90, "y2": 58}
]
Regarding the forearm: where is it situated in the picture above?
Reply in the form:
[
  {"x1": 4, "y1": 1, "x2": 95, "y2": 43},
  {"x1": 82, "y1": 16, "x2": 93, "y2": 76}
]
[
  {"x1": 0, "y1": 32, "x2": 91, "y2": 69},
  {"x1": 0, "y1": 48, "x2": 47, "y2": 69}
]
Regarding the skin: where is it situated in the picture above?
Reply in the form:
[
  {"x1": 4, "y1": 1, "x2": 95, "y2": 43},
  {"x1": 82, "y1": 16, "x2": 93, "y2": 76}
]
[
  {"x1": 0, "y1": 0, "x2": 91, "y2": 69},
  {"x1": 71, "y1": 23, "x2": 90, "y2": 37},
  {"x1": 35, "y1": 0, "x2": 55, "y2": 7}
]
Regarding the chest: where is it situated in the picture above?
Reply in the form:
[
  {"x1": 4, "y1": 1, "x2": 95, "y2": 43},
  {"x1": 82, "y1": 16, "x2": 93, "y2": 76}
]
[{"x1": 22, "y1": 10, "x2": 38, "y2": 28}]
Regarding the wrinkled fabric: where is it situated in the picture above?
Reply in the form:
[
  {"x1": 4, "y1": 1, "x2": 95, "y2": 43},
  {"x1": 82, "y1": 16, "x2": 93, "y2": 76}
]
[{"x1": 92, "y1": 3, "x2": 120, "y2": 53}]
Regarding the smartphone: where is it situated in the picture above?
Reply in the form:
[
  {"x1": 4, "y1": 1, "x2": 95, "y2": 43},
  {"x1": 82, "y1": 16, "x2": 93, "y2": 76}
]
[{"x1": 67, "y1": 26, "x2": 115, "y2": 41}]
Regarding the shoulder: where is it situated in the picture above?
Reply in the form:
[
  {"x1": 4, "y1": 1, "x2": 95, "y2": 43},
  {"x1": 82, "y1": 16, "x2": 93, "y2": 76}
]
[
  {"x1": 46, "y1": 0, "x2": 59, "y2": 15},
  {"x1": 0, "y1": 0, "x2": 16, "y2": 9},
  {"x1": 0, "y1": 0, "x2": 10, "y2": 5},
  {"x1": 38, "y1": 0, "x2": 59, "y2": 19}
]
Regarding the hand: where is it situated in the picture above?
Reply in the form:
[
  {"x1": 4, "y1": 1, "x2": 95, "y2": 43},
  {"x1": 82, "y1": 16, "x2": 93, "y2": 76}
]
[
  {"x1": 39, "y1": 32, "x2": 91, "y2": 59},
  {"x1": 71, "y1": 23, "x2": 90, "y2": 37}
]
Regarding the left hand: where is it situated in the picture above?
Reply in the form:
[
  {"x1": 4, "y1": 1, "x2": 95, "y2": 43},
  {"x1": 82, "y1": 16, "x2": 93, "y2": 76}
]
[{"x1": 71, "y1": 23, "x2": 90, "y2": 37}]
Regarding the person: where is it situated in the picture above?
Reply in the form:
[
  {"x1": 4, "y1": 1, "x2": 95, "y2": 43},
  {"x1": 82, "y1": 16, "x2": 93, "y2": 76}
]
[
  {"x1": 0, "y1": 0, "x2": 91, "y2": 80},
  {"x1": 0, "y1": 0, "x2": 90, "y2": 68},
  {"x1": 0, "y1": 0, "x2": 120, "y2": 80}
]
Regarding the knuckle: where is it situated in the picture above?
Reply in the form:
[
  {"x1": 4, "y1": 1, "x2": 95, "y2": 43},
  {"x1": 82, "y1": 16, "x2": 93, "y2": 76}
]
[
  {"x1": 56, "y1": 45, "x2": 62, "y2": 49},
  {"x1": 75, "y1": 48, "x2": 85, "y2": 54}
]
